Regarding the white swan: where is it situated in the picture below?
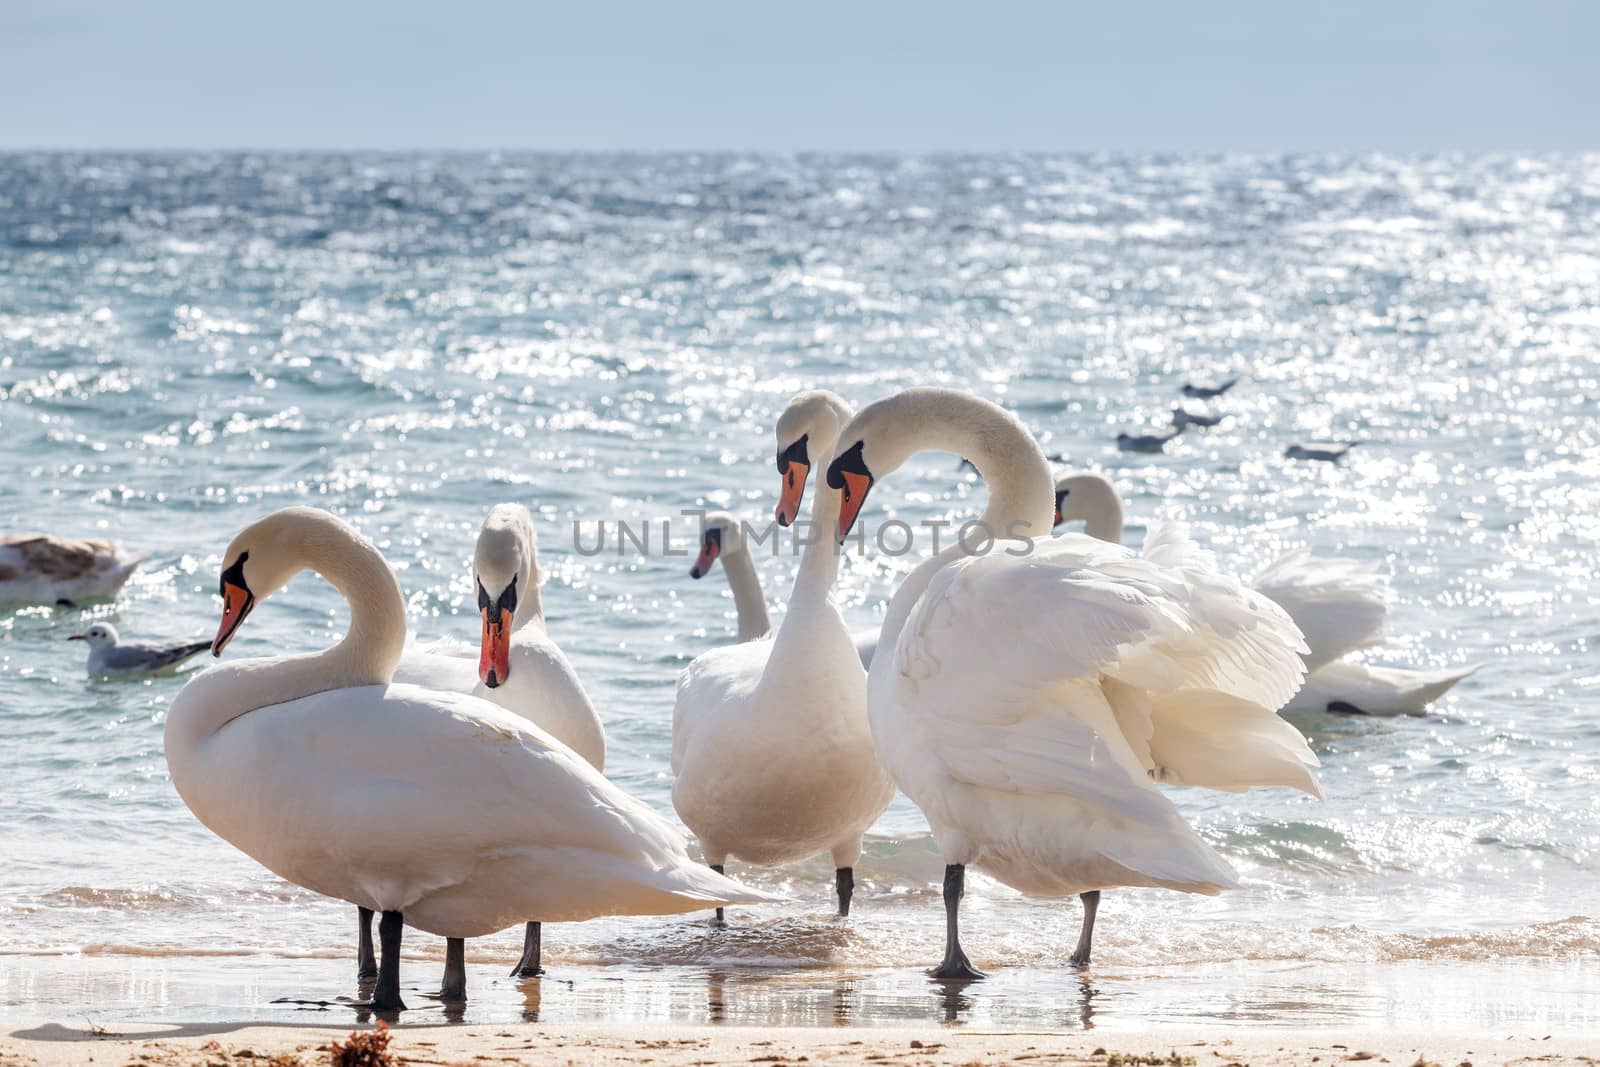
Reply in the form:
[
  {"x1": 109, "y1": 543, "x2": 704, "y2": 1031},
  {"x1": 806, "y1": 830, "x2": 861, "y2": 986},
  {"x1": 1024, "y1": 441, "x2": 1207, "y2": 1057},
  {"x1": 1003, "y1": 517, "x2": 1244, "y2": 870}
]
[
  {"x1": 825, "y1": 389, "x2": 1320, "y2": 978},
  {"x1": 688, "y1": 509, "x2": 878, "y2": 665},
  {"x1": 1055, "y1": 473, "x2": 1480, "y2": 716},
  {"x1": 672, "y1": 391, "x2": 896, "y2": 918},
  {"x1": 383, "y1": 503, "x2": 605, "y2": 979},
  {"x1": 687, "y1": 511, "x2": 771, "y2": 642},
  {"x1": 165, "y1": 506, "x2": 776, "y2": 1011},
  {"x1": 0, "y1": 534, "x2": 146, "y2": 606}
]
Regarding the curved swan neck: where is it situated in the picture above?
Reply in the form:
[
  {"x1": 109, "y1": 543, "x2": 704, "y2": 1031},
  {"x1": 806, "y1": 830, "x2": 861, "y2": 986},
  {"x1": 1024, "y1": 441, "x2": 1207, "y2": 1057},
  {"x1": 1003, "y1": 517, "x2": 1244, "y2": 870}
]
[
  {"x1": 721, "y1": 547, "x2": 771, "y2": 642},
  {"x1": 293, "y1": 523, "x2": 409, "y2": 690},
  {"x1": 860, "y1": 390, "x2": 1053, "y2": 654}
]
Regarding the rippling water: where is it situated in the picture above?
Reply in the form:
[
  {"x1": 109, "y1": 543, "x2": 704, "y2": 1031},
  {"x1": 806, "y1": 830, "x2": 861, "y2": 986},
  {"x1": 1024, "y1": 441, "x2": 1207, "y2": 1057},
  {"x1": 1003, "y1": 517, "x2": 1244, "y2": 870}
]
[{"x1": 1, "y1": 152, "x2": 1597, "y2": 1025}]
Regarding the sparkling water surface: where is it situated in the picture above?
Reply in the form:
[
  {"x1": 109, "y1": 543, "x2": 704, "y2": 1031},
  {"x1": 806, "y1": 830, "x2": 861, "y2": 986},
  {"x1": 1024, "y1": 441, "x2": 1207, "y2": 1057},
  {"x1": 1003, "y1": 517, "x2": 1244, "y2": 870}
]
[{"x1": 1, "y1": 152, "x2": 1597, "y2": 1027}]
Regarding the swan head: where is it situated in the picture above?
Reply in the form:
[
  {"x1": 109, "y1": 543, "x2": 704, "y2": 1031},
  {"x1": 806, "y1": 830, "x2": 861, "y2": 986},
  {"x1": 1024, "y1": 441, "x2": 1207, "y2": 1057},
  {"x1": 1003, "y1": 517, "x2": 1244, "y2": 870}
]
[
  {"x1": 774, "y1": 390, "x2": 854, "y2": 527},
  {"x1": 68, "y1": 622, "x2": 118, "y2": 648},
  {"x1": 1053, "y1": 473, "x2": 1122, "y2": 537},
  {"x1": 689, "y1": 511, "x2": 747, "y2": 579},
  {"x1": 210, "y1": 506, "x2": 345, "y2": 656},
  {"x1": 473, "y1": 504, "x2": 539, "y2": 689}
]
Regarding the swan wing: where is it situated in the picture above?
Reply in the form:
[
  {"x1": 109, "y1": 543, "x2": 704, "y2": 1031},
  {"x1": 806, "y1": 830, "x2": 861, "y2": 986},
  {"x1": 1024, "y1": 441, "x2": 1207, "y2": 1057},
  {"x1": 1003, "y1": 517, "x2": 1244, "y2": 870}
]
[
  {"x1": 1251, "y1": 549, "x2": 1388, "y2": 672},
  {"x1": 671, "y1": 638, "x2": 770, "y2": 775}
]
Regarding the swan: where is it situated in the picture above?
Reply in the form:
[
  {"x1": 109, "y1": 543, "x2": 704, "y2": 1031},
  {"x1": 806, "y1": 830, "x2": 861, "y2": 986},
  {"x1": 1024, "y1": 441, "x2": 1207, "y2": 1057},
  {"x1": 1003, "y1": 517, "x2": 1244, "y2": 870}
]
[
  {"x1": 688, "y1": 509, "x2": 878, "y2": 665},
  {"x1": 0, "y1": 534, "x2": 146, "y2": 606},
  {"x1": 1055, "y1": 473, "x2": 1479, "y2": 716},
  {"x1": 69, "y1": 622, "x2": 209, "y2": 678},
  {"x1": 389, "y1": 503, "x2": 606, "y2": 979},
  {"x1": 824, "y1": 388, "x2": 1320, "y2": 978},
  {"x1": 165, "y1": 506, "x2": 777, "y2": 1011},
  {"x1": 672, "y1": 391, "x2": 896, "y2": 920},
  {"x1": 687, "y1": 511, "x2": 771, "y2": 642}
]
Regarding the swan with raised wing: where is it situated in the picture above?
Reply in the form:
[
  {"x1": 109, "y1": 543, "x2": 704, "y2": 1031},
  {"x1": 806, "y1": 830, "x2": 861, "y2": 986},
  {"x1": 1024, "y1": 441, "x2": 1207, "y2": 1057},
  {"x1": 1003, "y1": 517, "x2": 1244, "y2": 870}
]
[
  {"x1": 390, "y1": 502, "x2": 606, "y2": 979},
  {"x1": 165, "y1": 506, "x2": 777, "y2": 1011},
  {"x1": 1054, "y1": 473, "x2": 1479, "y2": 716},
  {"x1": 673, "y1": 392, "x2": 895, "y2": 920},
  {"x1": 825, "y1": 389, "x2": 1320, "y2": 978}
]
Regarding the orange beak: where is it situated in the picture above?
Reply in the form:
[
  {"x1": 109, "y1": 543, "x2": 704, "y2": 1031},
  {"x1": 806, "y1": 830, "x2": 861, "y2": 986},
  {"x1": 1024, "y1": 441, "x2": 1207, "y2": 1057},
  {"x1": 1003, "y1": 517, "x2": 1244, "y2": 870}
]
[
  {"x1": 836, "y1": 470, "x2": 872, "y2": 542},
  {"x1": 67, "y1": 634, "x2": 86, "y2": 641},
  {"x1": 1054, "y1": 500, "x2": 1064, "y2": 527},
  {"x1": 479, "y1": 607, "x2": 514, "y2": 688},
  {"x1": 690, "y1": 537, "x2": 721, "y2": 579},
  {"x1": 775, "y1": 461, "x2": 809, "y2": 527},
  {"x1": 212, "y1": 581, "x2": 255, "y2": 656}
]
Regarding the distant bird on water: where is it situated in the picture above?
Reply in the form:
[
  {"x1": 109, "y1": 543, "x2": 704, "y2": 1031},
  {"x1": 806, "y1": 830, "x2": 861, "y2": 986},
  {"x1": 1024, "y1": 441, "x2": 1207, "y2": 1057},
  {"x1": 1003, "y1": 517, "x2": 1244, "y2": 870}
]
[
  {"x1": 1171, "y1": 405, "x2": 1225, "y2": 429},
  {"x1": 1, "y1": 534, "x2": 146, "y2": 607},
  {"x1": 1286, "y1": 442, "x2": 1356, "y2": 462},
  {"x1": 1181, "y1": 377, "x2": 1240, "y2": 400},
  {"x1": 1117, "y1": 429, "x2": 1183, "y2": 453},
  {"x1": 70, "y1": 622, "x2": 210, "y2": 678}
]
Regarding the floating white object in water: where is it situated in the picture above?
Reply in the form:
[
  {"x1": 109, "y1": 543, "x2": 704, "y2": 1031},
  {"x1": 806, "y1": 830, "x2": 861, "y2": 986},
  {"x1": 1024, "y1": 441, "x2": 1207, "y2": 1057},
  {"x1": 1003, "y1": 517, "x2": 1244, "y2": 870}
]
[
  {"x1": 1117, "y1": 428, "x2": 1183, "y2": 452},
  {"x1": 1, "y1": 535, "x2": 146, "y2": 607},
  {"x1": 1285, "y1": 441, "x2": 1356, "y2": 461},
  {"x1": 1171, "y1": 405, "x2": 1224, "y2": 428},
  {"x1": 69, "y1": 622, "x2": 210, "y2": 678},
  {"x1": 1181, "y1": 376, "x2": 1240, "y2": 399}
]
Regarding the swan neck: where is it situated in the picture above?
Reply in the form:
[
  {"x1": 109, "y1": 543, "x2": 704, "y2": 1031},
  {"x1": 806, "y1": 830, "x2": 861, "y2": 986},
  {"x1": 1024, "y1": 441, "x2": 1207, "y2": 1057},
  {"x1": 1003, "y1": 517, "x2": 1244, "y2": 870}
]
[
  {"x1": 1088, "y1": 496, "x2": 1125, "y2": 544},
  {"x1": 721, "y1": 549, "x2": 770, "y2": 642}
]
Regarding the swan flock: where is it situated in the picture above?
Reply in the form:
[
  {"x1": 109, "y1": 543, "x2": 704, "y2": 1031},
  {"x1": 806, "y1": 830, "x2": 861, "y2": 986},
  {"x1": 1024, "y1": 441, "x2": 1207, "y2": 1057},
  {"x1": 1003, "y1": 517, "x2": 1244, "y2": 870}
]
[{"x1": 160, "y1": 386, "x2": 1462, "y2": 1008}]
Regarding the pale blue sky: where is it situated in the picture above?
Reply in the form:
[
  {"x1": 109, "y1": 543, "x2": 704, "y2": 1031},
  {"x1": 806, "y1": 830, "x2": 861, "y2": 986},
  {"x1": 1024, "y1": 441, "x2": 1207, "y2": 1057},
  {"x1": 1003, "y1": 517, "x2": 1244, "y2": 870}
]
[{"x1": 3, "y1": 1, "x2": 1594, "y2": 151}]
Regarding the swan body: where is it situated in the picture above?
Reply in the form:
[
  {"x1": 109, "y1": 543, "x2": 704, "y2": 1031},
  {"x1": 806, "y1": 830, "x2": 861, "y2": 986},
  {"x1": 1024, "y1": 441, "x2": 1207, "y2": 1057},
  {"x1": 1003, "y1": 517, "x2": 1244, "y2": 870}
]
[
  {"x1": 165, "y1": 506, "x2": 774, "y2": 1007},
  {"x1": 672, "y1": 393, "x2": 895, "y2": 911},
  {"x1": 1056, "y1": 473, "x2": 1479, "y2": 716},
  {"x1": 0, "y1": 534, "x2": 146, "y2": 605},
  {"x1": 828, "y1": 389, "x2": 1318, "y2": 975},
  {"x1": 391, "y1": 504, "x2": 605, "y2": 771}
]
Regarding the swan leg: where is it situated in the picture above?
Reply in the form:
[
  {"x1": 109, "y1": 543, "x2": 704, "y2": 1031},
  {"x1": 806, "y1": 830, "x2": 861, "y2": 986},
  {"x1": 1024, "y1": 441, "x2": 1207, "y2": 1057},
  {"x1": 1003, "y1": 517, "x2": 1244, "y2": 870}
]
[
  {"x1": 369, "y1": 910, "x2": 407, "y2": 1013},
  {"x1": 356, "y1": 906, "x2": 378, "y2": 979},
  {"x1": 1068, "y1": 891, "x2": 1100, "y2": 967},
  {"x1": 710, "y1": 864, "x2": 727, "y2": 925},
  {"x1": 510, "y1": 922, "x2": 544, "y2": 978},
  {"x1": 438, "y1": 937, "x2": 467, "y2": 1001},
  {"x1": 929, "y1": 864, "x2": 985, "y2": 981},
  {"x1": 835, "y1": 867, "x2": 854, "y2": 917}
]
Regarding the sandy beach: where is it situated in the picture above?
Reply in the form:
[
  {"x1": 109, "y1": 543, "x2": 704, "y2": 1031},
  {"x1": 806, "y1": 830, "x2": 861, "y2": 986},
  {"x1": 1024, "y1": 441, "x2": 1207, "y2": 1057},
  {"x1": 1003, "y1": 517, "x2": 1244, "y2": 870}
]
[{"x1": 4, "y1": 1020, "x2": 1595, "y2": 1067}]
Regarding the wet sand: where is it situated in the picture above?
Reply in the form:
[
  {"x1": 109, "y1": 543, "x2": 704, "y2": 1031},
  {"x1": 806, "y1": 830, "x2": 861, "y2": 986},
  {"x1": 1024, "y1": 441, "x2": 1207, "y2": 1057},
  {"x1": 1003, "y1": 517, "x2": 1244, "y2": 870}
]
[{"x1": 4, "y1": 1020, "x2": 1595, "y2": 1067}]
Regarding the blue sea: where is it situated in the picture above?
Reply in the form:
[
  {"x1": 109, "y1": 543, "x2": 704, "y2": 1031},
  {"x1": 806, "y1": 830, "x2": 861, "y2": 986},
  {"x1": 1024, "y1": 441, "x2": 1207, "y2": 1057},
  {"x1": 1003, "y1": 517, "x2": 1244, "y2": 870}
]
[{"x1": 1, "y1": 152, "x2": 1597, "y2": 1029}]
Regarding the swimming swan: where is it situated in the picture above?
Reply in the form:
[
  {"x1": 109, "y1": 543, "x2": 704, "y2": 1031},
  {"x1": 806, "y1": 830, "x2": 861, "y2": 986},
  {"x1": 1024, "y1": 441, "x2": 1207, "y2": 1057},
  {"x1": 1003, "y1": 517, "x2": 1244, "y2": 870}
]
[
  {"x1": 164, "y1": 506, "x2": 776, "y2": 1010},
  {"x1": 825, "y1": 389, "x2": 1320, "y2": 978},
  {"x1": 1055, "y1": 473, "x2": 1479, "y2": 716}
]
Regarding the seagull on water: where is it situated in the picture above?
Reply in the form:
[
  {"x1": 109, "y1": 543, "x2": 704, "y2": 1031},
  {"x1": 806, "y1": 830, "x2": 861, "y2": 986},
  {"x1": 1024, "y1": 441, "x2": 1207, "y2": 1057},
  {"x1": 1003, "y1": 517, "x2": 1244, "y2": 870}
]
[
  {"x1": 1285, "y1": 442, "x2": 1356, "y2": 462},
  {"x1": 1117, "y1": 428, "x2": 1183, "y2": 453},
  {"x1": 1181, "y1": 376, "x2": 1240, "y2": 400},
  {"x1": 69, "y1": 622, "x2": 211, "y2": 679}
]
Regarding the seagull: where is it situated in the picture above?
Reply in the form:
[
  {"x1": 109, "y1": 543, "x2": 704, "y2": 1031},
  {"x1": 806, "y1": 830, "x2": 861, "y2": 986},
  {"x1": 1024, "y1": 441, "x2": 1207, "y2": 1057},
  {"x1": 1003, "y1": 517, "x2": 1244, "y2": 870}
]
[
  {"x1": 69, "y1": 622, "x2": 210, "y2": 678},
  {"x1": 1117, "y1": 429, "x2": 1183, "y2": 453},
  {"x1": 1285, "y1": 441, "x2": 1356, "y2": 462},
  {"x1": 1181, "y1": 376, "x2": 1240, "y2": 400},
  {"x1": 1171, "y1": 405, "x2": 1225, "y2": 428}
]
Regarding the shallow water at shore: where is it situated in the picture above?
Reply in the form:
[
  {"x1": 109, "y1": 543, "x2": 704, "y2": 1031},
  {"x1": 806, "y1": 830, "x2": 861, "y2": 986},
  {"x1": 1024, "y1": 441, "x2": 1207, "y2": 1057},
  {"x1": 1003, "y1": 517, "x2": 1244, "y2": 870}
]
[
  {"x1": 5, "y1": 952, "x2": 1598, "y2": 1033},
  {"x1": 2, "y1": 152, "x2": 1599, "y2": 1027}
]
